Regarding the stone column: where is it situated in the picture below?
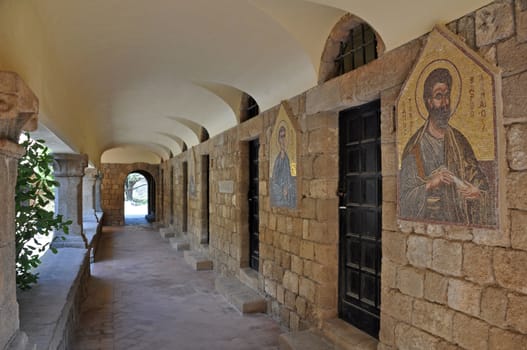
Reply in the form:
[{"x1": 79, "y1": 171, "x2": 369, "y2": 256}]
[
  {"x1": 52, "y1": 153, "x2": 88, "y2": 248},
  {"x1": 94, "y1": 170, "x2": 103, "y2": 213},
  {"x1": 82, "y1": 168, "x2": 97, "y2": 221},
  {"x1": 0, "y1": 72, "x2": 38, "y2": 350}
]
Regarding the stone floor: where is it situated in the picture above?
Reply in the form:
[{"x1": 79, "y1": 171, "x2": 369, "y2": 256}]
[
  {"x1": 124, "y1": 214, "x2": 149, "y2": 226},
  {"x1": 73, "y1": 225, "x2": 282, "y2": 350}
]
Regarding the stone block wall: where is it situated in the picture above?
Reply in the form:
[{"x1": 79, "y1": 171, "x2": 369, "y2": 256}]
[
  {"x1": 172, "y1": 159, "x2": 185, "y2": 233},
  {"x1": 159, "y1": 161, "x2": 172, "y2": 228},
  {"x1": 188, "y1": 147, "x2": 211, "y2": 247},
  {"x1": 159, "y1": 164, "x2": 168, "y2": 227},
  {"x1": 378, "y1": 2, "x2": 527, "y2": 349},
  {"x1": 207, "y1": 128, "x2": 249, "y2": 275},
  {"x1": 100, "y1": 163, "x2": 159, "y2": 226},
  {"x1": 18, "y1": 245, "x2": 94, "y2": 350},
  {"x1": 161, "y1": 147, "x2": 213, "y2": 247},
  {"x1": 156, "y1": 1, "x2": 527, "y2": 347},
  {"x1": 258, "y1": 106, "x2": 341, "y2": 330}
]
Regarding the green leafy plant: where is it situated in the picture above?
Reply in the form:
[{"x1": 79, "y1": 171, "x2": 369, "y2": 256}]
[{"x1": 15, "y1": 134, "x2": 72, "y2": 290}]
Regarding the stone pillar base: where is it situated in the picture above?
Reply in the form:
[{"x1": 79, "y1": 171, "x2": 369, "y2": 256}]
[{"x1": 6, "y1": 331, "x2": 35, "y2": 350}]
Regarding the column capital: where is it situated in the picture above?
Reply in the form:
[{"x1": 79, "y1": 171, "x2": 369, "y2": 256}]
[
  {"x1": 83, "y1": 167, "x2": 99, "y2": 180},
  {"x1": 52, "y1": 153, "x2": 88, "y2": 177},
  {"x1": 0, "y1": 71, "x2": 38, "y2": 142},
  {"x1": 0, "y1": 139, "x2": 25, "y2": 159}
]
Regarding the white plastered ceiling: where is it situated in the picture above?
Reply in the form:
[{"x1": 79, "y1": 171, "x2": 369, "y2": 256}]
[{"x1": 0, "y1": 0, "x2": 491, "y2": 165}]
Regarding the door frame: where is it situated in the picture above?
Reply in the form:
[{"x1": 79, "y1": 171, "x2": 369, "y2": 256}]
[
  {"x1": 338, "y1": 100, "x2": 382, "y2": 338},
  {"x1": 200, "y1": 154, "x2": 210, "y2": 245},
  {"x1": 248, "y1": 138, "x2": 260, "y2": 271}
]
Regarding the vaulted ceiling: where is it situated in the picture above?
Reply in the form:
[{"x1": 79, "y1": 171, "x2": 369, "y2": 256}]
[{"x1": 0, "y1": 0, "x2": 491, "y2": 165}]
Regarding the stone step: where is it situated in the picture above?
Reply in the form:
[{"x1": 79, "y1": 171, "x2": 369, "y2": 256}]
[
  {"x1": 168, "y1": 236, "x2": 190, "y2": 251},
  {"x1": 239, "y1": 267, "x2": 259, "y2": 291},
  {"x1": 199, "y1": 244, "x2": 210, "y2": 255},
  {"x1": 321, "y1": 319, "x2": 378, "y2": 350},
  {"x1": 278, "y1": 319, "x2": 378, "y2": 350},
  {"x1": 215, "y1": 276, "x2": 266, "y2": 314},
  {"x1": 159, "y1": 227, "x2": 175, "y2": 239},
  {"x1": 278, "y1": 330, "x2": 333, "y2": 350},
  {"x1": 184, "y1": 251, "x2": 213, "y2": 271}
]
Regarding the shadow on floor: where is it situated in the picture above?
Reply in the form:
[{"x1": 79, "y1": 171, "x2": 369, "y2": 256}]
[{"x1": 124, "y1": 214, "x2": 150, "y2": 226}]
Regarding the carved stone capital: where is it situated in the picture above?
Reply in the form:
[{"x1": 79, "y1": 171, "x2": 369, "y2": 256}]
[
  {"x1": 0, "y1": 72, "x2": 38, "y2": 142},
  {"x1": 52, "y1": 153, "x2": 88, "y2": 177},
  {"x1": 0, "y1": 139, "x2": 25, "y2": 159},
  {"x1": 83, "y1": 167, "x2": 98, "y2": 182}
]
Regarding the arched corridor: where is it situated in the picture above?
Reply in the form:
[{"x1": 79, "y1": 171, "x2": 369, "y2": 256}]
[{"x1": 73, "y1": 225, "x2": 281, "y2": 350}]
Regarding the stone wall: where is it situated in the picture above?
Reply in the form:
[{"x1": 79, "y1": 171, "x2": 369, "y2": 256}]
[
  {"x1": 159, "y1": 162, "x2": 170, "y2": 227},
  {"x1": 377, "y1": 2, "x2": 527, "y2": 349},
  {"x1": 160, "y1": 157, "x2": 195, "y2": 239},
  {"x1": 18, "y1": 234, "x2": 100, "y2": 350},
  {"x1": 205, "y1": 127, "x2": 248, "y2": 273},
  {"x1": 100, "y1": 163, "x2": 160, "y2": 226},
  {"x1": 157, "y1": 1, "x2": 527, "y2": 347},
  {"x1": 161, "y1": 34, "x2": 422, "y2": 332}
]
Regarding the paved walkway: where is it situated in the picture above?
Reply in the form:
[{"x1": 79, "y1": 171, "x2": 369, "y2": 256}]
[
  {"x1": 124, "y1": 215, "x2": 149, "y2": 226},
  {"x1": 73, "y1": 225, "x2": 282, "y2": 350}
]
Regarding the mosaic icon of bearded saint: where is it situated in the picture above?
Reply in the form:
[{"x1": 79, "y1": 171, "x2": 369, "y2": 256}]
[
  {"x1": 399, "y1": 67, "x2": 494, "y2": 225},
  {"x1": 270, "y1": 125, "x2": 296, "y2": 208}
]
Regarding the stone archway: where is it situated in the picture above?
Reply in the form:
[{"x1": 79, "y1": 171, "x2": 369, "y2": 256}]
[
  {"x1": 100, "y1": 163, "x2": 159, "y2": 226},
  {"x1": 124, "y1": 170, "x2": 156, "y2": 224}
]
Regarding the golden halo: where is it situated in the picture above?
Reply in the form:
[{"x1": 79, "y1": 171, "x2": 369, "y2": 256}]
[{"x1": 415, "y1": 59, "x2": 462, "y2": 120}]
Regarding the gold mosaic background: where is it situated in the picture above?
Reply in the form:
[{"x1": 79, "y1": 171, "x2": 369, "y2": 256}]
[{"x1": 396, "y1": 29, "x2": 497, "y2": 168}]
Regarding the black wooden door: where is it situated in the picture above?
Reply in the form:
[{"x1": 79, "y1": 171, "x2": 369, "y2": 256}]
[
  {"x1": 248, "y1": 139, "x2": 260, "y2": 271},
  {"x1": 170, "y1": 167, "x2": 174, "y2": 224},
  {"x1": 202, "y1": 155, "x2": 210, "y2": 245},
  {"x1": 338, "y1": 100, "x2": 382, "y2": 338},
  {"x1": 182, "y1": 162, "x2": 188, "y2": 233}
]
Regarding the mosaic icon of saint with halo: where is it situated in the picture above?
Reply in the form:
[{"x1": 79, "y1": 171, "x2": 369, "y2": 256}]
[{"x1": 398, "y1": 60, "x2": 495, "y2": 226}]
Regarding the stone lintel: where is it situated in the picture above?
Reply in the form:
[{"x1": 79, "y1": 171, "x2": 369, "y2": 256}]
[{"x1": 0, "y1": 71, "x2": 38, "y2": 142}]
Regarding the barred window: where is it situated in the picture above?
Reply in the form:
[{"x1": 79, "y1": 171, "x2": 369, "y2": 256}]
[
  {"x1": 240, "y1": 94, "x2": 260, "y2": 122},
  {"x1": 335, "y1": 23, "x2": 377, "y2": 75},
  {"x1": 246, "y1": 95, "x2": 259, "y2": 119}
]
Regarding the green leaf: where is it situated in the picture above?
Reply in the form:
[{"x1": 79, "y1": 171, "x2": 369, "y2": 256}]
[{"x1": 15, "y1": 134, "x2": 72, "y2": 289}]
